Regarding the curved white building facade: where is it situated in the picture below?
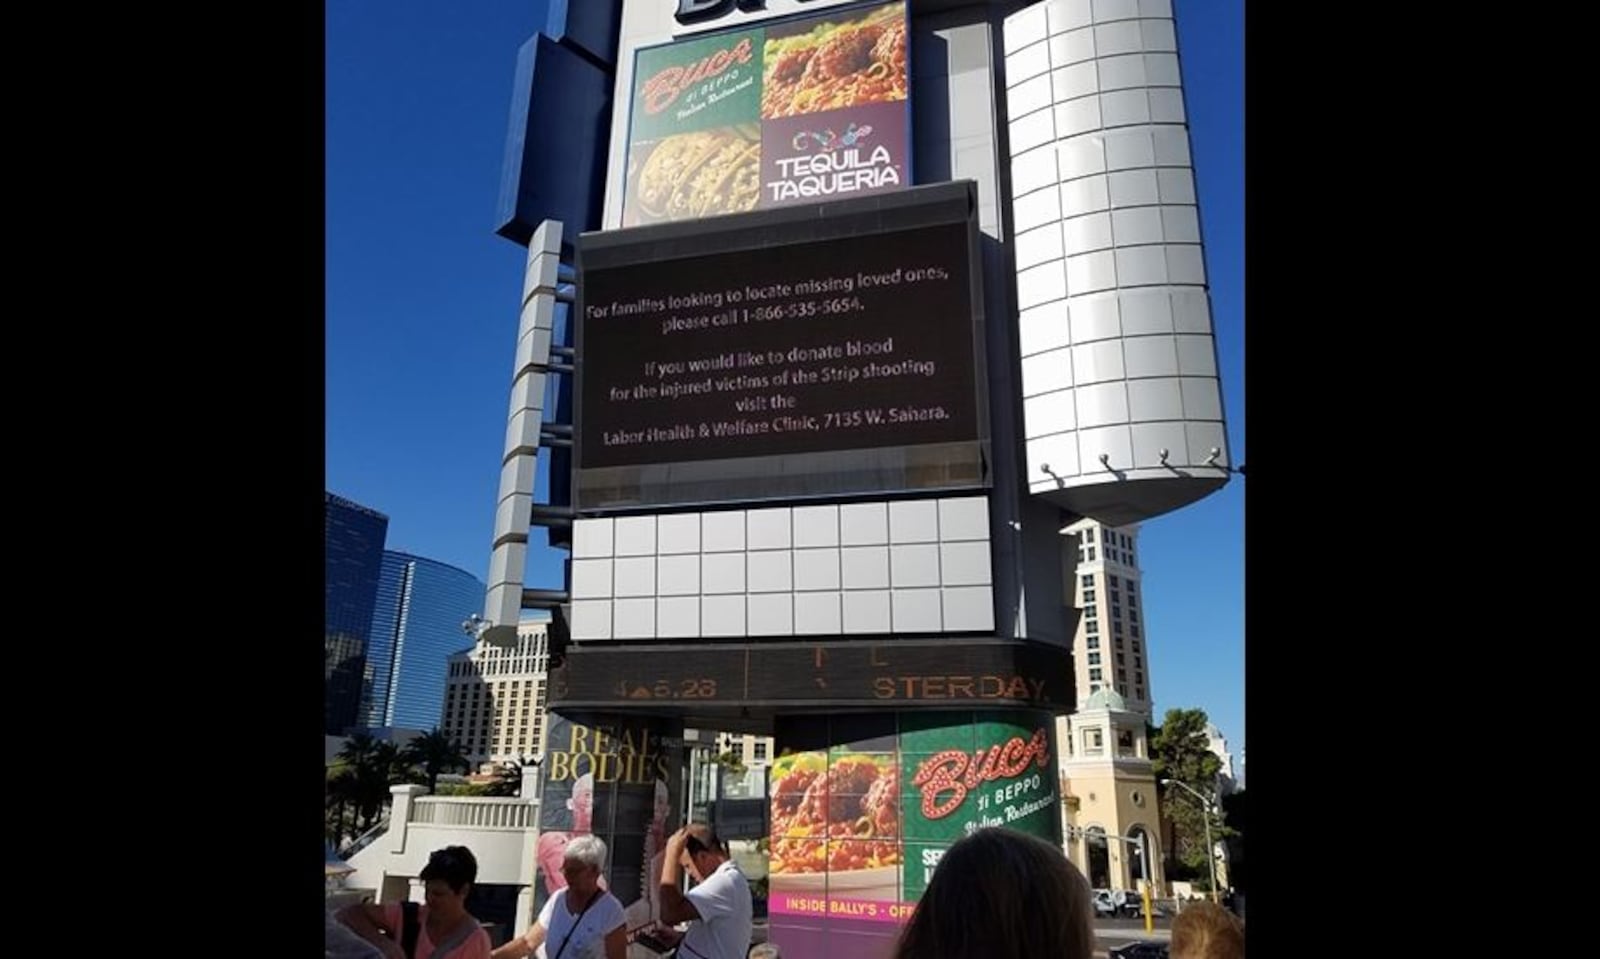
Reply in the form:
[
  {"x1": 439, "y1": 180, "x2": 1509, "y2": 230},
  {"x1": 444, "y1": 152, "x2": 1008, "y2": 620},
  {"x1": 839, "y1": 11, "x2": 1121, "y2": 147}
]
[{"x1": 1003, "y1": 0, "x2": 1229, "y2": 526}]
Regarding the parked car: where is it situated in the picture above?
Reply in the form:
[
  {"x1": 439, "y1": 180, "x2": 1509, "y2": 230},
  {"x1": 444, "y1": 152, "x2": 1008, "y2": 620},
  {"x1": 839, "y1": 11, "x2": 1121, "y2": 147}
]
[
  {"x1": 1092, "y1": 889, "x2": 1119, "y2": 917},
  {"x1": 1093, "y1": 888, "x2": 1150, "y2": 918},
  {"x1": 1115, "y1": 888, "x2": 1146, "y2": 918},
  {"x1": 1108, "y1": 942, "x2": 1169, "y2": 959}
]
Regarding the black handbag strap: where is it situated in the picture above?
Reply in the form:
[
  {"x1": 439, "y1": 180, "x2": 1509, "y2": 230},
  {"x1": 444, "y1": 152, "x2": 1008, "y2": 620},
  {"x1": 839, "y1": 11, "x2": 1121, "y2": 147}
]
[
  {"x1": 400, "y1": 901, "x2": 420, "y2": 959},
  {"x1": 551, "y1": 888, "x2": 604, "y2": 959}
]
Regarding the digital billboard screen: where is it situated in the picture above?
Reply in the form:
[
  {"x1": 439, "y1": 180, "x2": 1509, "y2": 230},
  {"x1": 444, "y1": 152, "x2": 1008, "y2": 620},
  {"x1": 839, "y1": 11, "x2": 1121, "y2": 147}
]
[
  {"x1": 575, "y1": 182, "x2": 989, "y2": 511},
  {"x1": 622, "y1": 0, "x2": 910, "y2": 227}
]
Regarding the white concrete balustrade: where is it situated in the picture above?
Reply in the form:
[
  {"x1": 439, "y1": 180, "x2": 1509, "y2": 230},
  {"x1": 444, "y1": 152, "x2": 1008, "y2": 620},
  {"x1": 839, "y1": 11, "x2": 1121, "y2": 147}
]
[
  {"x1": 343, "y1": 785, "x2": 543, "y2": 934},
  {"x1": 409, "y1": 796, "x2": 537, "y2": 830}
]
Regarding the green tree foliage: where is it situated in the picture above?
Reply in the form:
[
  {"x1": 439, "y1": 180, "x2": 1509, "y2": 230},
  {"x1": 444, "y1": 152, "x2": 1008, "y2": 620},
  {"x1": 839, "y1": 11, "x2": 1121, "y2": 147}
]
[
  {"x1": 1150, "y1": 708, "x2": 1234, "y2": 885},
  {"x1": 402, "y1": 728, "x2": 470, "y2": 794}
]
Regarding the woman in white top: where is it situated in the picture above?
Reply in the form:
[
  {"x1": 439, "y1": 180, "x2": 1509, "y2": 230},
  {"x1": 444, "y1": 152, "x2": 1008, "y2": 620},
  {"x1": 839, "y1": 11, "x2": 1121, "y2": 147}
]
[{"x1": 491, "y1": 835, "x2": 627, "y2": 959}]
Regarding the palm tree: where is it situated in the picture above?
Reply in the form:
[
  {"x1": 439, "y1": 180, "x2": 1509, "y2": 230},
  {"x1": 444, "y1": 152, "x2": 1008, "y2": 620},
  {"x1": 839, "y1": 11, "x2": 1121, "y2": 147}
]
[
  {"x1": 334, "y1": 735, "x2": 401, "y2": 833},
  {"x1": 336, "y1": 731, "x2": 380, "y2": 769},
  {"x1": 326, "y1": 769, "x2": 360, "y2": 845},
  {"x1": 403, "y1": 728, "x2": 470, "y2": 794},
  {"x1": 355, "y1": 741, "x2": 403, "y2": 831},
  {"x1": 483, "y1": 755, "x2": 538, "y2": 797}
]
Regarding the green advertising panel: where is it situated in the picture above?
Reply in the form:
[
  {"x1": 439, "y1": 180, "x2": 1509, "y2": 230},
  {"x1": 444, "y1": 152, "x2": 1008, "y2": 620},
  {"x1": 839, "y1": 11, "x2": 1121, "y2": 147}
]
[
  {"x1": 900, "y1": 712, "x2": 1058, "y2": 901},
  {"x1": 630, "y1": 27, "x2": 765, "y2": 143},
  {"x1": 769, "y1": 711, "x2": 1059, "y2": 930}
]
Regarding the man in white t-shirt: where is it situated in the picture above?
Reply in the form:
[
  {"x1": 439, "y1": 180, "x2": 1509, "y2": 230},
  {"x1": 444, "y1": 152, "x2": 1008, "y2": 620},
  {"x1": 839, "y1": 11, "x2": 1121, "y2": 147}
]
[{"x1": 657, "y1": 824, "x2": 752, "y2": 959}]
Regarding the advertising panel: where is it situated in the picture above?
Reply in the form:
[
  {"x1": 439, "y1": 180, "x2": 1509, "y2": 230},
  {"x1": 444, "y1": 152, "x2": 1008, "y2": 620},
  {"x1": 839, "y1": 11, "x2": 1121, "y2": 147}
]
[
  {"x1": 535, "y1": 714, "x2": 683, "y2": 947},
  {"x1": 767, "y1": 712, "x2": 1060, "y2": 957},
  {"x1": 623, "y1": 1, "x2": 909, "y2": 226}
]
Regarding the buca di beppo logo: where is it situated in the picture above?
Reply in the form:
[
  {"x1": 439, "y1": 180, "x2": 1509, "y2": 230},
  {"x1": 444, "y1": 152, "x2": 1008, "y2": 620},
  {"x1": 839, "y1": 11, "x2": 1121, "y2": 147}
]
[
  {"x1": 640, "y1": 36, "x2": 754, "y2": 114},
  {"x1": 912, "y1": 728, "x2": 1052, "y2": 819}
]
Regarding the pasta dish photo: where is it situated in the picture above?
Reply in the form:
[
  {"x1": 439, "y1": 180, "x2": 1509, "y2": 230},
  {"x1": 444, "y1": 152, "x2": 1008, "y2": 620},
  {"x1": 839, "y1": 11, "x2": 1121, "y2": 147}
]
[
  {"x1": 761, "y1": 2, "x2": 908, "y2": 119},
  {"x1": 769, "y1": 751, "x2": 901, "y2": 879}
]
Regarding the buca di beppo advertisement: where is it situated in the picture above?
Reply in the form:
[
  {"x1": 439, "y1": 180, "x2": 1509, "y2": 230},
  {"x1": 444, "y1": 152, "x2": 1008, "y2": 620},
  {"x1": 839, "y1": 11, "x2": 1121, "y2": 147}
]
[
  {"x1": 623, "y1": 0, "x2": 910, "y2": 225},
  {"x1": 767, "y1": 712, "x2": 1059, "y2": 928}
]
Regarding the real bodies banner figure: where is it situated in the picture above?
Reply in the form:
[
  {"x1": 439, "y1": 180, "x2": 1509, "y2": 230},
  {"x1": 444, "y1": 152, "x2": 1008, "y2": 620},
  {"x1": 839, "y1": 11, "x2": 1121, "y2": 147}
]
[
  {"x1": 768, "y1": 712, "x2": 1060, "y2": 958},
  {"x1": 535, "y1": 714, "x2": 682, "y2": 956},
  {"x1": 624, "y1": 1, "x2": 909, "y2": 226}
]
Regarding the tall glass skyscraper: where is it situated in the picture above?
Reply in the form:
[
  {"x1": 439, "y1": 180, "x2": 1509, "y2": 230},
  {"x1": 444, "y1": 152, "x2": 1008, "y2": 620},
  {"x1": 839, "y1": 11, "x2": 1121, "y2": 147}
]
[
  {"x1": 363, "y1": 551, "x2": 486, "y2": 731},
  {"x1": 325, "y1": 492, "x2": 390, "y2": 735}
]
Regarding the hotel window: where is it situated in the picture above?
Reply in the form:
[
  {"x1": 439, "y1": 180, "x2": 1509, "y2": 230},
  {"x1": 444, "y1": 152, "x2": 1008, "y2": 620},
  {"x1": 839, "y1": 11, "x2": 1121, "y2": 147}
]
[
  {"x1": 1086, "y1": 619, "x2": 1099, "y2": 635},
  {"x1": 1116, "y1": 653, "x2": 1125, "y2": 665},
  {"x1": 1088, "y1": 652, "x2": 1101, "y2": 665},
  {"x1": 1136, "y1": 686, "x2": 1145, "y2": 699},
  {"x1": 1081, "y1": 575, "x2": 1093, "y2": 587},
  {"x1": 1087, "y1": 637, "x2": 1099, "y2": 649},
  {"x1": 1089, "y1": 667, "x2": 1102, "y2": 681},
  {"x1": 1085, "y1": 529, "x2": 1095, "y2": 543},
  {"x1": 1085, "y1": 728, "x2": 1104, "y2": 754},
  {"x1": 1082, "y1": 589, "x2": 1095, "y2": 602},
  {"x1": 755, "y1": 741, "x2": 768, "y2": 760}
]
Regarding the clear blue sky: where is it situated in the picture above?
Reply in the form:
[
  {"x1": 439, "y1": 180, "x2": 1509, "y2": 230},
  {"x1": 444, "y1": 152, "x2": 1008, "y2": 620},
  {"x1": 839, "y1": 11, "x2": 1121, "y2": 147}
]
[{"x1": 326, "y1": 0, "x2": 1244, "y2": 775}]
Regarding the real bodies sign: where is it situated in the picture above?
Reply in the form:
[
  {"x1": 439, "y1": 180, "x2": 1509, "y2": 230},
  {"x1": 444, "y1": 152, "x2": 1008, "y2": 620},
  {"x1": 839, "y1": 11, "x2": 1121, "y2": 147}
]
[
  {"x1": 767, "y1": 713, "x2": 1060, "y2": 933},
  {"x1": 534, "y1": 715, "x2": 682, "y2": 936},
  {"x1": 623, "y1": 0, "x2": 909, "y2": 225}
]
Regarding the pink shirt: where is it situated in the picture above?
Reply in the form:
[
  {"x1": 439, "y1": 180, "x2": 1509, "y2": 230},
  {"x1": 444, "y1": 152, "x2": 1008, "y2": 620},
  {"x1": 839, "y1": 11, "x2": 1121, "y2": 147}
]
[{"x1": 379, "y1": 902, "x2": 492, "y2": 959}]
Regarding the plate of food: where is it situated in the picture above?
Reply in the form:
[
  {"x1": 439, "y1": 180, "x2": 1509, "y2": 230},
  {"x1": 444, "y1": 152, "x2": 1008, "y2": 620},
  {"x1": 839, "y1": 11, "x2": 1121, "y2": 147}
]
[
  {"x1": 628, "y1": 125, "x2": 762, "y2": 224},
  {"x1": 760, "y1": 2, "x2": 908, "y2": 119},
  {"x1": 770, "y1": 864, "x2": 898, "y2": 902},
  {"x1": 769, "y1": 750, "x2": 902, "y2": 894}
]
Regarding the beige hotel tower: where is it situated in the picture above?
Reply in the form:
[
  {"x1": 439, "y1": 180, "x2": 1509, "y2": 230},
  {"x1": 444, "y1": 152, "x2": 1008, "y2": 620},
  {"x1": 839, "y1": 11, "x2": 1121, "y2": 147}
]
[{"x1": 1057, "y1": 518, "x2": 1164, "y2": 894}]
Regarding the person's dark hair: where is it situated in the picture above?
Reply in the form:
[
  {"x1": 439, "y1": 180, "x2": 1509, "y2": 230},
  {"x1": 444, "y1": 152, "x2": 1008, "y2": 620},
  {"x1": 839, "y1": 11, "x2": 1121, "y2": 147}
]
[
  {"x1": 893, "y1": 827, "x2": 1093, "y2": 959},
  {"x1": 683, "y1": 822, "x2": 726, "y2": 858},
  {"x1": 419, "y1": 845, "x2": 478, "y2": 893}
]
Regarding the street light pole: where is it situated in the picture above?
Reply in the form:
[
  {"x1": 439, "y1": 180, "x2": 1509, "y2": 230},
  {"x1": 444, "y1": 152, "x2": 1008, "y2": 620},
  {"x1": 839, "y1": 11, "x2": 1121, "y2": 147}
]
[
  {"x1": 1139, "y1": 831, "x2": 1154, "y2": 933},
  {"x1": 1161, "y1": 778, "x2": 1219, "y2": 903}
]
